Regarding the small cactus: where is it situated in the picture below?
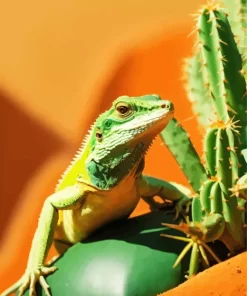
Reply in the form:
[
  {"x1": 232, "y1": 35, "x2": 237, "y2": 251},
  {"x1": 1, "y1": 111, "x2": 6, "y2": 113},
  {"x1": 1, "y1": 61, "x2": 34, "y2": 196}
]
[{"x1": 160, "y1": 1, "x2": 247, "y2": 277}]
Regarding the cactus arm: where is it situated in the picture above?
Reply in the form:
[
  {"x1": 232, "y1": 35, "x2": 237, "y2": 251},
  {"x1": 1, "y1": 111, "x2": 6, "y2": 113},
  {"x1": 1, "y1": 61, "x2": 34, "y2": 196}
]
[
  {"x1": 222, "y1": 0, "x2": 247, "y2": 75},
  {"x1": 184, "y1": 53, "x2": 217, "y2": 129},
  {"x1": 200, "y1": 180, "x2": 214, "y2": 213},
  {"x1": 197, "y1": 9, "x2": 229, "y2": 122},
  {"x1": 197, "y1": 7, "x2": 247, "y2": 124},
  {"x1": 216, "y1": 128, "x2": 232, "y2": 189},
  {"x1": 192, "y1": 195, "x2": 203, "y2": 222},
  {"x1": 204, "y1": 121, "x2": 242, "y2": 184},
  {"x1": 204, "y1": 127, "x2": 218, "y2": 176},
  {"x1": 225, "y1": 126, "x2": 241, "y2": 183},
  {"x1": 210, "y1": 182, "x2": 223, "y2": 214},
  {"x1": 160, "y1": 118, "x2": 208, "y2": 193}
]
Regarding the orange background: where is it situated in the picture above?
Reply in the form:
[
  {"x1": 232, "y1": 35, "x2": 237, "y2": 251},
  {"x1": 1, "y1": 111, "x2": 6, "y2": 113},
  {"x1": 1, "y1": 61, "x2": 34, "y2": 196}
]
[{"x1": 0, "y1": 0, "x2": 205, "y2": 291}]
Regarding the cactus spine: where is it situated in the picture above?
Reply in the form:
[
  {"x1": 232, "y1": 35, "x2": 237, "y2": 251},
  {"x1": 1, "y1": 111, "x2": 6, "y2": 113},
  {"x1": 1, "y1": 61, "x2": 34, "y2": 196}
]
[{"x1": 161, "y1": 2, "x2": 247, "y2": 277}]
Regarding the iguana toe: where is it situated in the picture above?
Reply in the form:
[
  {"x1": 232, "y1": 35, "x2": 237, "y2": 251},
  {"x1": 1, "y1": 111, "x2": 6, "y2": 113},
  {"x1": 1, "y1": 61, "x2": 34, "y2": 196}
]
[{"x1": 17, "y1": 266, "x2": 57, "y2": 296}]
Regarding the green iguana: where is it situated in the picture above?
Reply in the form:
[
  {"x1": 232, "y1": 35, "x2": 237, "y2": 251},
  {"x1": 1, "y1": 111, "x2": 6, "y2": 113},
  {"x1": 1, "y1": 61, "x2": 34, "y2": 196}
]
[{"x1": 1, "y1": 95, "x2": 190, "y2": 296}]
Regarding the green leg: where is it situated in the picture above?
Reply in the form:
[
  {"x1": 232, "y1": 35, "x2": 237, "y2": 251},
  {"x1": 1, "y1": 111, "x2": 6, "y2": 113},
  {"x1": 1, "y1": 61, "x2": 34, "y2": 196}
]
[
  {"x1": 137, "y1": 175, "x2": 192, "y2": 218},
  {"x1": 1, "y1": 184, "x2": 85, "y2": 296},
  {"x1": 46, "y1": 239, "x2": 73, "y2": 267}
]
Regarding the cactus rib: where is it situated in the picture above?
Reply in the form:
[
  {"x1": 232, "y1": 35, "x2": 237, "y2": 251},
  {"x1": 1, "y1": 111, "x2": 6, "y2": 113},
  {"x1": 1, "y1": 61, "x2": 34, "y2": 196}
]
[
  {"x1": 200, "y1": 180, "x2": 214, "y2": 213},
  {"x1": 160, "y1": 118, "x2": 208, "y2": 193},
  {"x1": 204, "y1": 127, "x2": 218, "y2": 176}
]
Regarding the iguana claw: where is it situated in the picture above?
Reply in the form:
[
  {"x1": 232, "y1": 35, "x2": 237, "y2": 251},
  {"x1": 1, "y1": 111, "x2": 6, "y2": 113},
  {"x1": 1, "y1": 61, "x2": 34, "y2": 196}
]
[{"x1": 18, "y1": 266, "x2": 57, "y2": 296}]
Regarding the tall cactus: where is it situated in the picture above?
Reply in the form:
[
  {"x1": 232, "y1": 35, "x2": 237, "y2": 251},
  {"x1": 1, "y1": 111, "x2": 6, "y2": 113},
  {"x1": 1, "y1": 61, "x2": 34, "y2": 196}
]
[{"x1": 161, "y1": 1, "x2": 247, "y2": 277}]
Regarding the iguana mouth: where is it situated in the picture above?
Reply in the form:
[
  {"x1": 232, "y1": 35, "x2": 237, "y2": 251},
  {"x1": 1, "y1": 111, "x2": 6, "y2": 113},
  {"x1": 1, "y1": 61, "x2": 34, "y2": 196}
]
[{"x1": 128, "y1": 110, "x2": 174, "y2": 142}]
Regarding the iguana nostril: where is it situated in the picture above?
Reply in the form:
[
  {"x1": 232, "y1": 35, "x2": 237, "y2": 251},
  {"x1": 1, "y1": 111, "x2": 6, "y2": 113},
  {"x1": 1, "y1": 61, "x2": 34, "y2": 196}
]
[{"x1": 162, "y1": 102, "x2": 174, "y2": 111}]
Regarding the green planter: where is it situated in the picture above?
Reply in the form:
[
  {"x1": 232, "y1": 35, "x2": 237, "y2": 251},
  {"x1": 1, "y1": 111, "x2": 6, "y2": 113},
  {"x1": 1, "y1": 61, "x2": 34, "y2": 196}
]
[{"x1": 25, "y1": 212, "x2": 190, "y2": 296}]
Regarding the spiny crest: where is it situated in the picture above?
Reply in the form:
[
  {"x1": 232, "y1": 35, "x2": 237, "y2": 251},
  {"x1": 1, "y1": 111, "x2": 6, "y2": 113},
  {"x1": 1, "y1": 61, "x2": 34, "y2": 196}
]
[
  {"x1": 94, "y1": 108, "x2": 112, "y2": 127},
  {"x1": 55, "y1": 123, "x2": 96, "y2": 191}
]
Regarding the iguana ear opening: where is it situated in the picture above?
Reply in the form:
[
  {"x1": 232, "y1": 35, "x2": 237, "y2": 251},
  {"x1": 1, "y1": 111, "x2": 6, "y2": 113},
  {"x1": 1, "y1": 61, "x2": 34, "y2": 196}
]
[{"x1": 95, "y1": 129, "x2": 103, "y2": 142}]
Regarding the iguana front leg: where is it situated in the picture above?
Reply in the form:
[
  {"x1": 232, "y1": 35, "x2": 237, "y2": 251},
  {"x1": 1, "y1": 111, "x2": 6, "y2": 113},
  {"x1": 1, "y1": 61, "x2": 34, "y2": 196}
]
[
  {"x1": 1, "y1": 184, "x2": 85, "y2": 296},
  {"x1": 137, "y1": 175, "x2": 192, "y2": 218}
]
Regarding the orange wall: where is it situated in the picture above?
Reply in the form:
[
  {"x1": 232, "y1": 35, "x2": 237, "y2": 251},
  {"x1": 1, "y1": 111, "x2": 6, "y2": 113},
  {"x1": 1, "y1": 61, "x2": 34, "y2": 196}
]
[{"x1": 0, "y1": 0, "x2": 204, "y2": 291}]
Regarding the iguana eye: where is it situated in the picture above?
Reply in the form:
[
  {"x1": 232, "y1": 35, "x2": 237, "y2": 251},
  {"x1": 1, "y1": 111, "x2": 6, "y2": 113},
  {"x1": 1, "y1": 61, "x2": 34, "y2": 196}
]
[{"x1": 115, "y1": 102, "x2": 132, "y2": 117}]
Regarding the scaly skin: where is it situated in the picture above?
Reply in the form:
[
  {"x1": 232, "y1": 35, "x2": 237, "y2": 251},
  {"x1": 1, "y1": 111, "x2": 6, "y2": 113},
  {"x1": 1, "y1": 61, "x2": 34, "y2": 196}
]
[{"x1": 1, "y1": 95, "x2": 191, "y2": 296}]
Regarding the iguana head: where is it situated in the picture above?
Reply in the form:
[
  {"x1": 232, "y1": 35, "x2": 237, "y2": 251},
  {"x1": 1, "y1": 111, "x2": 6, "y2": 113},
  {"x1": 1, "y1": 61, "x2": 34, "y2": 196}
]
[{"x1": 86, "y1": 94, "x2": 174, "y2": 189}]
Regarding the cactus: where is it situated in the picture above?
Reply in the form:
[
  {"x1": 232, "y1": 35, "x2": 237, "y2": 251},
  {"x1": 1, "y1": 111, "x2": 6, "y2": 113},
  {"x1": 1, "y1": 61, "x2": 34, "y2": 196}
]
[
  {"x1": 222, "y1": 0, "x2": 247, "y2": 78},
  {"x1": 184, "y1": 53, "x2": 218, "y2": 129},
  {"x1": 160, "y1": 2, "x2": 247, "y2": 277},
  {"x1": 160, "y1": 118, "x2": 208, "y2": 192}
]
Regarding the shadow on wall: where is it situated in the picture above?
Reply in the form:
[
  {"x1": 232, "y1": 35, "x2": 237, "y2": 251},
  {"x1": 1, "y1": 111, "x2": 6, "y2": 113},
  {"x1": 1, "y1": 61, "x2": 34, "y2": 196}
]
[{"x1": 0, "y1": 89, "x2": 65, "y2": 238}]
